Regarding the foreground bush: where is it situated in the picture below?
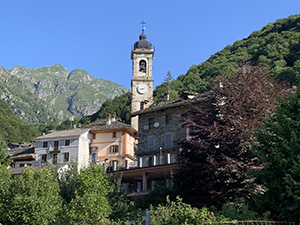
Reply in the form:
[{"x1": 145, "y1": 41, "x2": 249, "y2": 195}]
[{"x1": 150, "y1": 196, "x2": 230, "y2": 225}]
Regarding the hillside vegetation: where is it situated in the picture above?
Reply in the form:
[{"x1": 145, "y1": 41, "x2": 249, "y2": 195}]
[
  {"x1": 153, "y1": 14, "x2": 300, "y2": 101},
  {"x1": 0, "y1": 99, "x2": 39, "y2": 143}
]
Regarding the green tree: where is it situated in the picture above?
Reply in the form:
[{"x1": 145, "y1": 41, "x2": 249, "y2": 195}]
[
  {"x1": 68, "y1": 165, "x2": 112, "y2": 224},
  {"x1": 164, "y1": 71, "x2": 174, "y2": 95},
  {"x1": 108, "y1": 176, "x2": 141, "y2": 224},
  {"x1": 251, "y1": 89, "x2": 300, "y2": 222},
  {"x1": 4, "y1": 167, "x2": 62, "y2": 225},
  {"x1": 0, "y1": 142, "x2": 10, "y2": 167},
  {"x1": 58, "y1": 162, "x2": 80, "y2": 204},
  {"x1": 0, "y1": 164, "x2": 12, "y2": 224}
]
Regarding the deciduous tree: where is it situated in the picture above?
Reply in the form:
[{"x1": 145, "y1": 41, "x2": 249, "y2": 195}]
[
  {"x1": 5, "y1": 167, "x2": 63, "y2": 225},
  {"x1": 175, "y1": 63, "x2": 289, "y2": 207},
  {"x1": 68, "y1": 165, "x2": 112, "y2": 224}
]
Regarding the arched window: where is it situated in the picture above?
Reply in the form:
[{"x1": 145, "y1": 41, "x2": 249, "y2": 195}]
[{"x1": 139, "y1": 60, "x2": 146, "y2": 72}]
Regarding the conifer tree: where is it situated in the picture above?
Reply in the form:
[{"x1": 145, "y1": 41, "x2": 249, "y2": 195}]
[{"x1": 252, "y1": 90, "x2": 300, "y2": 222}]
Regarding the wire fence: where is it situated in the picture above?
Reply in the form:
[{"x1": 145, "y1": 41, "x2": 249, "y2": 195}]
[{"x1": 205, "y1": 221, "x2": 296, "y2": 225}]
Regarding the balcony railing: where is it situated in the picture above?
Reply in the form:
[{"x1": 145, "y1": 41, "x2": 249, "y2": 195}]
[{"x1": 48, "y1": 146, "x2": 61, "y2": 153}]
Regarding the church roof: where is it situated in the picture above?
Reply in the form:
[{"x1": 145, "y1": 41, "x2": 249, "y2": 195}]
[{"x1": 134, "y1": 31, "x2": 152, "y2": 50}]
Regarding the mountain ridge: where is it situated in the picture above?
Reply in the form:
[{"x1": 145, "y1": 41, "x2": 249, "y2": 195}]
[{"x1": 0, "y1": 64, "x2": 128, "y2": 124}]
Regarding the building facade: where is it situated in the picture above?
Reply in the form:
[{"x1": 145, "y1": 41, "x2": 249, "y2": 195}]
[
  {"x1": 7, "y1": 143, "x2": 36, "y2": 175},
  {"x1": 34, "y1": 129, "x2": 90, "y2": 171},
  {"x1": 87, "y1": 116, "x2": 137, "y2": 171},
  {"x1": 116, "y1": 92, "x2": 209, "y2": 196}
]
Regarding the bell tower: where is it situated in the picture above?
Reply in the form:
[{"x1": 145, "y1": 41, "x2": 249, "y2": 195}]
[{"x1": 131, "y1": 21, "x2": 154, "y2": 131}]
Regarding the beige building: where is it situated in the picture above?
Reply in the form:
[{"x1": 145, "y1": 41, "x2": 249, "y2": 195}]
[{"x1": 87, "y1": 116, "x2": 137, "y2": 171}]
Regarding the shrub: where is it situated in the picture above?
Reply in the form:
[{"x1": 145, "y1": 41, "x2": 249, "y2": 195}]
[{"x1": 150, "y1": 196, "x2": 230, "y2": 225}]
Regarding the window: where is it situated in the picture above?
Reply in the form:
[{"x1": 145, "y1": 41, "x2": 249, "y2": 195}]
[
  {"x1": 149, "y1": 118, "x2": 154, "y2": 128},
  {"x1": 165, "y1": 114, "x2": 172, "y2": 125},
  {"x1": 20, "y1": 163, "x2": 25, "y2": 167},
  {"x1": 165, "y1": 133, "x2": 173, "y2": 149},
  {"x1": 43, "y1": 141, "x2": 48, "y2": 148},
  {"x1": 110, "y1": 160, "x2": 118, "y2": 168},
  {"x1": 148, "y1": 136, "x2": 155, "y2": 148},
  {"x1": 181, "y1": 113, "x2": 188, "y2": 127},
  {"x1": 53, "y1": 154, "x2": 58, "y2": 165},
  {"x1": 112, "y1": 132, "x2": 116, "y2": 138},
  {"x1": 110, "y1": 145, "x2": 119, "y2": 153},
  {"x1": 64, "y1": 152, "x2": 70, "y2": 162},
  {"x1": 65, "y1": 140, "x2": 70, "y2": 146},
  {"x1": 139, "y1": 60, "x2": 146, "y2": 72},
  {"x1": 91, "y1": 150, "x2": 98, "y2": 164},
  {"x1": 92, "y1": 133, "x2": 96, "y2": 139},
  {"x1": 54, "y1": 141, "x2": 59, "y2": 151},
  {"x1": 42, "y1": 154, "x2": 47, "y2": 162}
]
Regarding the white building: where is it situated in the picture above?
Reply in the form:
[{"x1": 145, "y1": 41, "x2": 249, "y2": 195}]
[{"x1": 33, "y1": 129, "x2": 90, "y2": 171}]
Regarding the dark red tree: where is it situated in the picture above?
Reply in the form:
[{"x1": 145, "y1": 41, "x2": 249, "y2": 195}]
[{"x1": 175, "y1": 63, "x2": 289, "y2": 208}]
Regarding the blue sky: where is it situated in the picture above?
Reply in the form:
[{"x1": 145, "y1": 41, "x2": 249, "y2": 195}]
[{"x1": 0, "y1": 1, "x2": 299, "y2": 89}]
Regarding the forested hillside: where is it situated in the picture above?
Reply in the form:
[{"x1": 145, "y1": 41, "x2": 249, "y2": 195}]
[
  {"x1": 90, "y1": 14, "x2": 300, "y2": 123},
  {"x1": 0, "y1": 99, "x2": 39, "y2": 143},
  {"x1": 153, "y1": 14, "x2": 300, "y2": 101},
  {"x1": 79, "y1": 92, "x2": 131, "y2": 125}
]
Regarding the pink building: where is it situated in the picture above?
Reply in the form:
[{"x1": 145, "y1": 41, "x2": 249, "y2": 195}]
[{"x1": 87, "y1": 117, "x2": 137, "y2": 171}]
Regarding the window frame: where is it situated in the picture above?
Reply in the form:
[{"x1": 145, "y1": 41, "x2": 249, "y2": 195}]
[
  {"x1": 53, "y1": 153, "x2": 58, "y2": 165},
  {"x1": 165, "y1": 133, "x2": 173, "y2": 149},
  {"x1": 110, "y1": 145, "x2": 119, "y2": 154},
  {"x1": 148, "y1": 135, "x2": 155, "y2": 149},
  {"x1": 165, "y1": 114, "x2": 172, "y2": 125},
  {"x1": 149, "y1": 118, "x2": 154, "y2": 128},
  {"x1": 43, "y1": 141, "x2": 48, "y2": 148},
  {"x1": 41, "y1": 154, "x2": 47, "y2": 162},
  {"x1": 65, "y1": 139, "x2": 70, "y2": 146},
  {"x1": 64, "y1": 152, "x2": 70, "y2": 162}
]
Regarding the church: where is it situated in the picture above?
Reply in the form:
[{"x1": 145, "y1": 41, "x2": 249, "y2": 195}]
[{"x1": 113, "y1": 23, "x2": 208, "y2": 196}]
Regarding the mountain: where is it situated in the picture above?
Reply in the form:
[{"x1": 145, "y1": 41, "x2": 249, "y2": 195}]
[
  {"x1": 0, "y1": 66, "x2": 57, "y2": 124},
  {"x1": 0, "y1": 64, "x2": 127, "y2": 123}
]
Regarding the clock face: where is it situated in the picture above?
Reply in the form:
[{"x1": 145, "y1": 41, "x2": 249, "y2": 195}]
[{"x1": 137, "y1": 84, "x2": 147, "y2": 94}]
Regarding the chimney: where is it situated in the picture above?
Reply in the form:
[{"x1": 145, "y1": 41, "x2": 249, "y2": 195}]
[
  {"x1": 140, "y1": 100, "x2": 149, "y2": 110},
  {"x1": 144, "y1": 101, "x2": 150, "y2": 109},
  {"x1": 163, "y1": 93, "x2": 170, "y2": 101},
  {"x1": 106, "y1": 114, "x2": 111, "y2": 125}
]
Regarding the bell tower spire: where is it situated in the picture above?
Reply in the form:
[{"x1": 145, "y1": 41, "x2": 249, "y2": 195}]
[{"x1": 130, "y1": 22, "x2": 154, "y2": 131}]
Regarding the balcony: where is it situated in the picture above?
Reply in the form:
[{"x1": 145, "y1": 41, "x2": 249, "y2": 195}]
[{"x1": 48, "y1": 146, "x2": 61, "y2": 154}]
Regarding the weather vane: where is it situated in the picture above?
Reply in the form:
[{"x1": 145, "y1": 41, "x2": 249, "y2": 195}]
[{"x1": 140, "y1": 20, "x2": 146, "y2": 33}]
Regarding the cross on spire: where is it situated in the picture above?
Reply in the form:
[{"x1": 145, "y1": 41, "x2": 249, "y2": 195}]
[{"x1": 140, "y1": 20, "x2": 146, "y2": 33}]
